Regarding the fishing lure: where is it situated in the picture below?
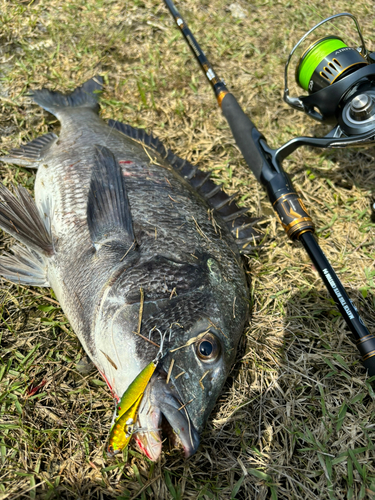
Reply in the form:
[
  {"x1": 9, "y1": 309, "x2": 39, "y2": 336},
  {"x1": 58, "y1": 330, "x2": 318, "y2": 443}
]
[{"x1": 107, "y1": 359, "x2": 158, "y2": 456}]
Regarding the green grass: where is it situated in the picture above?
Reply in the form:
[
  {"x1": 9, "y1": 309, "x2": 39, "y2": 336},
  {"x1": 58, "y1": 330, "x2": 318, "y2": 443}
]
[{"x1": 1, "y1": 0, "x2": 375, "y2": 498}]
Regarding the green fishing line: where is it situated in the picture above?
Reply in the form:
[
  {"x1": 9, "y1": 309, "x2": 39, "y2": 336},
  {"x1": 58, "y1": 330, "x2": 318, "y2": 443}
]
[{"x1": 297, "y1": 37, "x2": 347, "y2": 90}]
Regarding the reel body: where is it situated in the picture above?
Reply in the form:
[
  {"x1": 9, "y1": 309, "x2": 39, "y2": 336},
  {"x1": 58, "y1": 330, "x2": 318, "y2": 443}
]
[{"x1": 284, "y1": 13, "x2": 375, "y2": 143}]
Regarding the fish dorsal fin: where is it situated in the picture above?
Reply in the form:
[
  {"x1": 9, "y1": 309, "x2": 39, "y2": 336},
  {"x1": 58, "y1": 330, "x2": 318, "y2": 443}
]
[
  {"x1": 0, "y1": 244, "x2": 49, "y2": 287},
  {"x1": 87, "y1": 145, "x2": 135, "y2": 249},
  {"x1": 108, "y1": 120, "x2": 168, "y2": 158},
  {"x1": 0, "y1": 183, "x2": 54, "y2": 256},
  {"x1": 108, "y1": 119, "x2": 263, "y2": 254},
  {"x1": 31, "y1": 76, "x2": 103, "y2": 118},
  {"x1": 0, "y1": 132, "x2": 57, "y2": 168}
]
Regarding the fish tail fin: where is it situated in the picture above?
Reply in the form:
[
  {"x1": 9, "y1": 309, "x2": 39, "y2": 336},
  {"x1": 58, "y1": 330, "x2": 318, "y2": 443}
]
[{"x1": 31, "y1": 76, "x2": 103, "y2": 117}]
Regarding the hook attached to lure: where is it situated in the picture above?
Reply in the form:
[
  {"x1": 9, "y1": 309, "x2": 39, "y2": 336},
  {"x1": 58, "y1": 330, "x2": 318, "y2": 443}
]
[
  {"x1": 107, "y1": 359, "x2": 158, "y2": 456},
  {"x1": 107, "y1": 344, "x2": 165, "y2": 456}
]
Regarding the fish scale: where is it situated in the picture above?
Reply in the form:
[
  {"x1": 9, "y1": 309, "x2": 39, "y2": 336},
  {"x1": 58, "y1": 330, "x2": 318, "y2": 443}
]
[{"x1": 0, "y1": 76, "x2": 259, "y2": 460}]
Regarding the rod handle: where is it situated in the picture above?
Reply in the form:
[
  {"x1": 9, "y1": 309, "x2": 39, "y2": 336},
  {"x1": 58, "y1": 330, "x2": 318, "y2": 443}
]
[{"x1": 221, "y1": 93, "x2": 266, "y2": 182}]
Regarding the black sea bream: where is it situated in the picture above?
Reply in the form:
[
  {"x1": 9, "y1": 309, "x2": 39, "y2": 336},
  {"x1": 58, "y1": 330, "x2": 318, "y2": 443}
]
[{"x1": 0, "y1": 77, "x2": 259, "y2": 460}]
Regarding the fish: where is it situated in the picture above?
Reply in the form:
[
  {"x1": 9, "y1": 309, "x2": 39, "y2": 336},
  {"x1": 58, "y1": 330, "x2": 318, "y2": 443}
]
[{"x1": 0, "y1": 76, "x2": 260, "y2": 460}]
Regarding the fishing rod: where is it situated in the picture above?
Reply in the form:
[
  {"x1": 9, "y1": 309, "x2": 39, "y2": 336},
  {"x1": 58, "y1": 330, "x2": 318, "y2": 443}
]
[{"x1": 163, "y1": 1, "x2": 375, "y2": 376}]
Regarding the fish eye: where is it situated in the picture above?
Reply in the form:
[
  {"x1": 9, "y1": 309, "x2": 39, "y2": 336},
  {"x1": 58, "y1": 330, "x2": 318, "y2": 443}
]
[{"x1": 196, "y1": 332, "x2": 221, "y2": 362}]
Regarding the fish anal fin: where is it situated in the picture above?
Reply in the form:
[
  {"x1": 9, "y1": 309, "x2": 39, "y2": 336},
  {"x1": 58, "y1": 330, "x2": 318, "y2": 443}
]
[
  {"x1": 0, "y1": 244, "x2": 49, "y2": 287},
  {"x1": 0, "y1": 184, "x2": 54, "y2": 256},
  {"x1": 0, "y1": 133, "x2": 58, "y2": 168},
  {"x1": 87, "y1": 145, "x2": 135, "y2": 249}
]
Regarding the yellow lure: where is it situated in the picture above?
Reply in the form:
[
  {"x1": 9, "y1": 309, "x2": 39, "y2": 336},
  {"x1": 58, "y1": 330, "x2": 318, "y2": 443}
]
[{"x1": 107, "y1": 360, "x2": 157, "y2": 455}]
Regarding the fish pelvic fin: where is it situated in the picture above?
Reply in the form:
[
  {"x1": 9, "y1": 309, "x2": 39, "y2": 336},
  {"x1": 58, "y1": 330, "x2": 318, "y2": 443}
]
[
  {"x1": 0, "y1": 183, "x2": 54, "y2": 256},
  {"x1": 0, "y1": 133, "x2": 57, "y2": 168},
  {"x1": 108, "y1": 119, "x2": 263, "y2": 249},
  {"x1": 87, "y1": 145, "x2": 135, "y2": 251},
  {"x1": 31, "y1": 76, "x2": 103, "y2": 118},
  {"x1": 0, "y1": 244, "x2": 49, "y2": 287}
]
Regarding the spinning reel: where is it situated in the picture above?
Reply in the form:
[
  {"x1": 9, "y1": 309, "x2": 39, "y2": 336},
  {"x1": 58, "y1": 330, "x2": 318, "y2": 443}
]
[{"x1": 284, "y1": 13, "x2": 375, "y2": 143}]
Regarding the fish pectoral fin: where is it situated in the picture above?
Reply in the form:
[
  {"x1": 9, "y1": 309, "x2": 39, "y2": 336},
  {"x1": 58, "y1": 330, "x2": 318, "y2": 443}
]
[
  {"x1": 0, "y1": 133, "x2": 58, "y2": 168},
  {"x1": 0, "y1": 244, "x2": 50, "y2": 287},
  {"x1": 87, "y1": 145, "x2": 135, "y2": 249},
  {"x1": 0, "y1": 183, "x2": 54, "y2": 256}
]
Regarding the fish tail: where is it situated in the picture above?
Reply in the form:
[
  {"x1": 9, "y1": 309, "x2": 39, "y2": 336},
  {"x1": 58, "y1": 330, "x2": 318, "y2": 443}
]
[{"x1": 31, "y1": 76, "x2": 103, "y2": 117}]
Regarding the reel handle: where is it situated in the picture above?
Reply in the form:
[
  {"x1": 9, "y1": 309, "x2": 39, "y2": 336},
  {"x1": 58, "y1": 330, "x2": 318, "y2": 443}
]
[{"x1": 221, "y1": 94, "x2": 266, "y2": 182}]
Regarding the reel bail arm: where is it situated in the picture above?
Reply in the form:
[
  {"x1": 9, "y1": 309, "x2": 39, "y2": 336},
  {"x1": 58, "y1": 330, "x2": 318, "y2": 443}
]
[{"x1": 164, "y1": 0, "x2": 375, "y2": 377}]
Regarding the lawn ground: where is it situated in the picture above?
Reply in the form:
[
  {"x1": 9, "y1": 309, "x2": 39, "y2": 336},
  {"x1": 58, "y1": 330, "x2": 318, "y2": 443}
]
[{"x1": 1, "y1": 0, "x2": 375, "y2": 498}]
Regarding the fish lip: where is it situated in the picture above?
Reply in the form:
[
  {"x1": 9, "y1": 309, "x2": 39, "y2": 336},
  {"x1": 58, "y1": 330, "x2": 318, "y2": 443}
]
[
  {"x1": 136, "y1": 372, "x2": 200, "y2": 460},
  {"x1": 159, "y1": 398, "x2": 200, "y2": 458}
]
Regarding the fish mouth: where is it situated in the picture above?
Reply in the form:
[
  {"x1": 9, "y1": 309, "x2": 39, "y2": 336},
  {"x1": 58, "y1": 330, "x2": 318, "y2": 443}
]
[{"x1": 134, "y1": 372, "x2": 199, "y2": 461}]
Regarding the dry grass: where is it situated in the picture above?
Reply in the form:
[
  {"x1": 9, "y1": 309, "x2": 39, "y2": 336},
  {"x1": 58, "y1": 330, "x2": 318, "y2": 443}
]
[{"x1": 1, "y1": 0, "x2": 375, "y2": 498}]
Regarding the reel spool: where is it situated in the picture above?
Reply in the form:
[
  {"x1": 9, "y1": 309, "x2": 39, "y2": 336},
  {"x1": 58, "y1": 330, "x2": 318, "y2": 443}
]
[
  {"x1": 295, "y1": 35, "x2": 368, "y2": 93},
  {"x1": 284, "y1": 13, "x2": 375, "y2": 139}
]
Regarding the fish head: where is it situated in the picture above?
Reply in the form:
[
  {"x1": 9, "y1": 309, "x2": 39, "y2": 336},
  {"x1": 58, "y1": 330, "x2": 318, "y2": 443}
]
[
  {"x1": 94, "y1": 253, "x2": 249, "y2": 460},
  {"x1": 133, "y1": 255, "x2": 249, "y2": 460},
  {"x1": 133, "y1": 312, "x2": 246, "y2": 460}
]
